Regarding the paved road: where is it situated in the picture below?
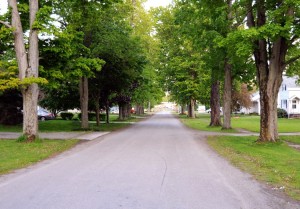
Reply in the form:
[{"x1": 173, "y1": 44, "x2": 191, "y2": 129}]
[{"x1": 0, "y1": 112, "x2": 299, "y2": 209}]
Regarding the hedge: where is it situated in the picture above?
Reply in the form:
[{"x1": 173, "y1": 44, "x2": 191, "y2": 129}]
[
  {"x1": 78, "y1": 113, "x2": 106, "y2": 121},
  {"x1": 60, "y1": 112, "x2": 74, "y2": 120}
]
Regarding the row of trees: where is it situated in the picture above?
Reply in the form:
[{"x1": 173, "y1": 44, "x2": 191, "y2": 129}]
[
  {"x1": 154, "y1": 0, "x2": 300, "y2": 142},
  {"x1": 0, "y1": 0, "x2": 164, "y2": 142}
]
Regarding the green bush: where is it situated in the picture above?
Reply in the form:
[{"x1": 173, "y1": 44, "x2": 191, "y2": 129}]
[
  {"x1": 78, "y1": 113, "x2": 106, "y2": 121},
  {"x1": 277, "y1": 108, "x2": 288, "y2": 118},
  {"x1": 60, "y1": 112, "x2": 74, "y2": 120}
]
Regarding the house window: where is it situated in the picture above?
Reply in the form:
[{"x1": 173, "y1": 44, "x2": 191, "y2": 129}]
[
  {"x1": 292, "y1": 100, "x2": 297, "y2": 109},
  {"x1": 282, "y1": 84, "x2": 287, "y2": 91},
  {"x1": 281, "y1": 100, "x2": 287, "y2": 109}
]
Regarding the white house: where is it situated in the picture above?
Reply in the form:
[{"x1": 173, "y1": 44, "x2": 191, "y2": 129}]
[{"x1": 247, "y1": 76, "x2": 300, "y2": 116}]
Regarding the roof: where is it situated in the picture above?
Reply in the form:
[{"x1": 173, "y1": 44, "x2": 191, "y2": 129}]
[
  {"x1": 282, "y1": 75, "x2": 300, "y2": 88},
  {"x1": 289, "y1": 95, "x2": 300, "y2": 100},
  {"x1": 251, "y1": 92, "x2": 260, "y2": 101}
]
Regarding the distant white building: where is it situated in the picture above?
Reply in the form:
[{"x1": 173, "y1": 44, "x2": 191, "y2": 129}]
[{"x1": 246, "y1": 76, "x2": 300, "y2": 116}]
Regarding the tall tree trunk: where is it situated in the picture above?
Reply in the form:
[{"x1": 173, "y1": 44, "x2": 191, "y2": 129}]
[
  {"x1": 141, "y1": 106, "x2": 145, "y2": 114},
  {"x1": 79, "y1": 77, "x2": 89, "y2": 129},
  {"x1": 188, "y1": 98, "x2": 195, "y2": 118},
  {"x1": 222, "y1": 59, "x2": 232, "y2": 129},
  {"x1": 246, "y1": 1, "x2": 291, "y2": 142},
  {"x1": 257, "y1": 55, "x2": 283, "y2": 142},
  {"x1": 95, "y1": 96, "x2": 100, "y2": 126},
  {"x1": 148, "y1": 101, "x2": 151, "y2": 112},
  {"x1": 118, "y1": 103, "x2": 124, "y2": 120},
  {"x1": 105, "y1": 103, "x2": 110, "y2": 124},
  {"x1": 126, "y1": 103, "x2": 131, "y2": 118},
  {"x1": 222, "y1": 0, "x2": 233, "y2": 130},
  {"x1": 210, "y1": 80, "x2": 222, "y2": 126},
  {"x1": 9, "y1": 0, "x2": 39, "y2": 142},
  {"x1": 259, "y1": 78, "x2": 281, "y2": 142},
  {"x1": 135, "y1": 104, "x2": 144, "y2": 115},
  {"x1": 180, "y1": 104, "x2": 185, "y2": 115}
]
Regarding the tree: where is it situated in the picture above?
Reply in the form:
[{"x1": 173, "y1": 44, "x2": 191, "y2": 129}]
[
  {"x1": 231, "y1": 83, "x2": 253, "y2": 112},
  {"x1": 129, "y1": 0, "x2": 164, "y2": 113},
  {"x1": 244, "y1": 0, "x2": 300, "y2": 142},
  {"x1": 39, "y1": 0, "x2": 106, "y2": 129},
  {"x1": 174, "y1": 0, "x2": 223, "y2": 124},
  {"x1": 1, "y1": 0, "x2": 43, "y2": 141},
  {"x1": 154, "y1": 6, "x2": 206, "y2": 118}
]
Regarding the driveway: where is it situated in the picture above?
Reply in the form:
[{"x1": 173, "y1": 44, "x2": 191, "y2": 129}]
[{"x1": 0, "y1": 112, "x2": 299, "y2": 209}]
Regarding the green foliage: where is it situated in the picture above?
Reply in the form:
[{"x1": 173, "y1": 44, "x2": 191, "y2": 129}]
[
  {"x1": 78, "y1": 113, "x2": 106, "y2": 121},
  {"x1": 277, "y1": 108, "x2": 288, "y2": 118},
  {"x1": 154, "y1": 6, "x2": 209, "y2": 106},
  {"x1": 16, "y1": 134, "x2": 27, "y2": 143},
  {"x1": 60, "y1": 112, "x2": 74, "y2": 120},
  {"x1": 19, "y1": 77, "x2": 48, "y2": 87},
  {"x1": 0, "y1": 90, "x2": 23, "y2": 125}
]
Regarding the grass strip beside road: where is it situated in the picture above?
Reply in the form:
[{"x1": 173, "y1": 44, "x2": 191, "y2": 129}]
[
  {"x1": 179, "y1": 114, "x2": 300, "y2": 133},
  {"x1": 0, "y1": 139, "x2": 79, "y2": 175},
  {"x1": 207, "y1": 136, "x2": 300, "y2": 200},
  {"x1": 0, "y1": 115, "x2": 143, "y2": 133},
  {"x1": 178, "y1": 114, "x2": 236, "y2": 133}
]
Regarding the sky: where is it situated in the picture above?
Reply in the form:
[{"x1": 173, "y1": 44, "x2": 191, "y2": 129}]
[
  {"x1": 143, "y1": 0, "x2": 173, "y2": 10},
  {"x1": 0, "y1": 0, "x2": 7, "y2": 15},
  {"x1": 0, "y1": 0, "x2": 173, "y2": 15}
]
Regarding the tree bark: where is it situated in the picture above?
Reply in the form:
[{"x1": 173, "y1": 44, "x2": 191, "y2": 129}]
[
  {"x1": 222, "y1": 59, "x2": 232, "y2": 129},
  {"x1": 105, "y1": 100, "x2": 110, "y2": 124},
  {"x1": 79, "y1": 77, "x2": 89, "y2": 129},
  {"x1": 246, "y1": 0, "x2": 291, "y2": 142},
  {"x1": 222, "y1": 0, "x2": 233, "y2": 130},
  {"x1": 9, "y1": 0, "x2": 39, "y2": 142},
  {"x1": 118, "y1": 104, "x2": 123, "y2": 120},
  {"x1": 119, "y1": 103, "x2": 132, "y2": 119},
  {"x1": 259, "y1": 78, "x2": 281, "y2": 142},
  {"x1": 188, "y1": 98, "x2": 195, "y2": 118},
  {"x1": 180, "y1": 104, "x2": 185, "y2": 115},
  {"x1": 126, "y1": 103, "x2": 131, "y2": 118},
  {"x1": 135, "y1": 104, "x2": 144, "y2": 115},
  {"x1": 210, "y1": 80, "x2": 222, "y2": 126},
  {"x1": 148, "y1": 101, "x2": 151, "y2": 112},
  {"x1": 95, "y1": 96, "x2": 100, "y2": 126}
]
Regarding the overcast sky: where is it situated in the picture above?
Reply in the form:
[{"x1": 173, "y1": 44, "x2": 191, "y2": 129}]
[
  {"x1": 143, "y1": 0, "x2": 173, "y2": 10},
  {"x1": 0, "y1": 0, "x2": 7, "y2": 15},
  {"x1": 0, "y1": 0, "x2": 172, "y2": 15}
]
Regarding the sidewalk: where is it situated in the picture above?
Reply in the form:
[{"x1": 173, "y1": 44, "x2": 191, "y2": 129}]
[{"x1": 0, "y1": 132, "x2": 110, "y2": 140}]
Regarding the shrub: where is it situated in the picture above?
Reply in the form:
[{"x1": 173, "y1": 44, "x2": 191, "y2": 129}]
[
  {"x1": 277, "y1": 108, "x2": 288, "y2": 118},
  {"x1": 78, "y1": 113, "x2": 106, "y2": 121},
  {"x1": 60, "y1": 112, "x2": 74, "y2": 120}
]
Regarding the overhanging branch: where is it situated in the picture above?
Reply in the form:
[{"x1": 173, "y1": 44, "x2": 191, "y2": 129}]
[
  {"x1": 0, "y1": 20, "x2": 12, "y2": 28},
  {"x1": 284, "y1": 55, "x2": 300, "y2": 67}
]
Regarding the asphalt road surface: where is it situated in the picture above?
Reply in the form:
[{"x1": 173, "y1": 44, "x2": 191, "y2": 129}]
[{"x1": 0, "y1": 112, "x2": 299, "y2": 209}]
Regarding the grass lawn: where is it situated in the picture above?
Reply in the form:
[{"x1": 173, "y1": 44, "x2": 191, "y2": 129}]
[
  {"x1": 179, "y1": 114, "x2": 300, "y2": 133},
  {"x1": 207, "y1": 136, "x2": 300, "y2": 200},
  {"x1": 0, "y1": 115, "x2": 144, "y2": 133},
  {"x1": 178, "y1": 114, "x2": 237, "y2": 133},
  {"x1": 0, "y1": 114, "x2": 147, "y2": 175},
  {"x1": 281, "y1": 136, "x2": 300, "y2": 145},
  {"x1": 232, "y1": 116, "x2": 300, "y2": 133},
  {"x1": 0, "y1": 139, "x2": 79, "y2": 175}
]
